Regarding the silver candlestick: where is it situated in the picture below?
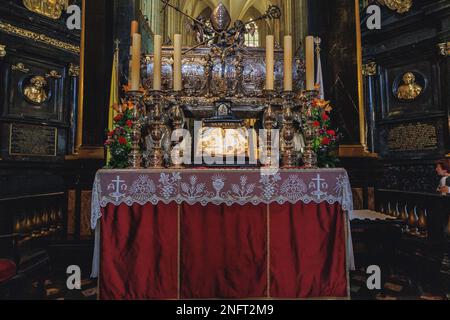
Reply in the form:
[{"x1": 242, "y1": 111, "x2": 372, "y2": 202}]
[
  {"x1": 281, "y1": 91, "x2": 296, "y2": 168},
  {"x1": 300, "y1": 90, "x2": 319, "y2": 169},
  {"x1": 126, "y1": 90, "x2": 145, "y2": 169},
  {"x1": 148, "y1": 90, "x2": 165, "y2": 168},
  {"x1": 262, "y1": 90, "x2": 277, "y2": 167},
  {"x1": 168, "y1": 90, "x2": 185, "y2": 168}
]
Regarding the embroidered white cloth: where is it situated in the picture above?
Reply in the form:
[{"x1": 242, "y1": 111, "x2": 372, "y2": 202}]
[{"x1": 90, "y1": 168, "x2": 355, "y2": 277}]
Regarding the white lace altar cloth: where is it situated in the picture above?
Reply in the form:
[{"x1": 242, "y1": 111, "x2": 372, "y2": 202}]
[{"x1": 91, "y1": 168, "x2": 355, "y2": 277}]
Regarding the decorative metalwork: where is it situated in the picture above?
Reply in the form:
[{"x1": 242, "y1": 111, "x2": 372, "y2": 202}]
[
  {"x1": 0, "y1": 22, "x2": 80, "y2": 54},
  {"x1": 125, "y1": 91, "x2": 145, "y2": 169},
  {"x1": 437, "y1": 42, "x2": 450, "y2": 57},
  {"x1": 23, "y1": 0, "x2": 68, "y2": 20},
  {"x1": 396, "y1": 72, "x2": 422, "y2": 100},
  {"x1": 281, "y1": 91, "x2": 297, "y2": 168},
  {"x1": 69, "y1": 63, "x2": 80, "y2": 77},
  {"x1": 168, "y1": 91, "x2": 185, "y2": 168},
  {"x1": 378, "y1": 0, "x2": 413, "y2": 14},
  {"x1": 362, "y1": 61, "x2": 377, "y2": 76},
  {"x1": 262, "y1": 90, "x2": 277, "y2": 167},
  {"x1": 11, "y1": 62, "x2": 30, "y2": 73},
  {"x1": 134, "y1": 2, "x2": 309, "y2": 168},
  {"x1": 143, "y1": 47, "x2": 304, "y2": 116},
  {"x1": 147, "y1": 90, "x2": 166, "y2": 168},
  {"x1": 300, "y1": 90, "x2": 319, "y2": 169},
  {"x1": 203, "y1": 100, "x2": 244, "y2": 129},
  {"x1": 46, "y1": 70, "x2": 62, "y2": 79},
  {"x1": 161, "y1": 0, "x2": 280, "y2": 58},
  {"x1": 0, "y1": 44, "x2": 5, "y2": 58},
  {"x1": 23, "y1": 75, "x2": 49, "y2": 104},
  {"x1": 210, "y1": 3, "x2": 231, "y2": 32}
]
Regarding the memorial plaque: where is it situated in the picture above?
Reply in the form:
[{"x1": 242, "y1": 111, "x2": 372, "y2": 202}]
[
  {"x1": 9, "y1": 123, "x2": 57, "y2": 157},
  {"x1": 387, "y1": 122, "x2": 438, "y2": 152}
]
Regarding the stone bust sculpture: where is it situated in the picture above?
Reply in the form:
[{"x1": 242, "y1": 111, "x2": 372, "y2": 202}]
[
  {"x1": 397, "y1": 72, "x2": 422, "y2": 100},
  {"x1": 24, "y1": 75, "x2": 48, "y2": 104}
]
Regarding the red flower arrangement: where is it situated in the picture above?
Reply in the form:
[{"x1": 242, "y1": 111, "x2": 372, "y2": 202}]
[
  {"x1": 104, "y1": 103, "x2": 134, "y2": 169},
  {"x1": 304, "y1": 98, "x2": 341, "y2": 167},
  {"x1": 118, "y1": 137, "x2": 128, "y2": 145}
]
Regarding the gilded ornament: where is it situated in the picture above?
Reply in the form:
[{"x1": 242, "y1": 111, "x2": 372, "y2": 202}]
[
  {"x1": 0, "y1": 45, "x2": 6, "y2": 58},
  {"x1": 397, "y1": 72, "x2": 422, "y2": 100},
  {"x1": 23, "y1": 0, "x2": 68, "y2": 20},
  {"x1": 23, "y1": 75, "x2": 49, "y2": 104},
  {"x1": 362, "y1": 62, "x2": 377, "y2": 76},
  {"x1": 0, "y1": 22, "x2": 80, "y2": 54},
  {"x1": 437, "y1": 42, "x2": 450, "y2": 57},
  {"x1": 12, "y1": 63, "x2": 30, "y2": 73},
  {"x1": 69, "y1": 63, "x2": 80, "y2": 77},
  {"x1": 378, "y1": 0, "x2": 412, "y2": 14},
  {"x1": 46, "y1": 70, "x2": 62, "y2": 79}
]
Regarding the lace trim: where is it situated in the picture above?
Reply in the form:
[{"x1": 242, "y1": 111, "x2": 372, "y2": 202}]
[{"x1": 91, "y1": 169, "x2": 353, "y2": 230}]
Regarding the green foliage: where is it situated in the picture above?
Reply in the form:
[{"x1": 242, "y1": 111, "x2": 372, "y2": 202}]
[
  {"x1": 104, "y1": 108, "x2": 134, "y2": 169},
  {"x1": 308, "y1": 99, "x2": 341, "y2": 168}
]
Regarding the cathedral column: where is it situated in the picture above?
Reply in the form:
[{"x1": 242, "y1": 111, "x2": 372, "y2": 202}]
[
  {"x1": 293, "y1": 0, "x2": 308, "y2": 52},
  {"x1": 73, "y1": 0, "x2": 114, "y2": 159},
  {"x1": 283, "y1": 0, "x2": 293, "y2": 36},
  {"x1": 151, "y1": 0, "x2": 163, "y2": 36},
  {"x1": 307, "y1": 0, "x2": 373, "y2": 157}
]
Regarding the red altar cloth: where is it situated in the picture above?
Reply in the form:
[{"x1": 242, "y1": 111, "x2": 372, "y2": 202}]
[{"x1": 99, "y1": 202, "x2": 348, "y2": 300}]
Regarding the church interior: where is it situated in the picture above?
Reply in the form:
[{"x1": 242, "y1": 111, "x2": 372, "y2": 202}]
[{"x1": 0, "y1": 0, "x2": 449, "y2": 301}]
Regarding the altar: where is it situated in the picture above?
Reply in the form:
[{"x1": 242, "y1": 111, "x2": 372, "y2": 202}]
[
  {"x1": 92, "y1": 1, "x2": 356, "y2": 300},
  {"x1": 91, "y1": 168, "x2": 354, "y2": 300}
]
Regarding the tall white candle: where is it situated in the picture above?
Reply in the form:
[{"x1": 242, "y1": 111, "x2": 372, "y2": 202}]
[
  {"x1": 173, "y1": 34, "x2": 182, "y2": 91},
  {"x1": 266, "y1": 35, "x2": 274, "y2": 91},
  {"x1": 153, "y1": 35, "x2": 163, "y2": 91},
  {"x1": 283, "y1": 35, "x2": 293, "y2": 91},
  {"x1": 130, "y1": 33, "x2": 141, "y2": 91},
  {"x1": 305, "y1": 36, "x2": 315, "y2": 91}
]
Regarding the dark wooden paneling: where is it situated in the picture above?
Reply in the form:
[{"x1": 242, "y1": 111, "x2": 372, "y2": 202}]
[
  {"x1": 308, "y1": 0, "x2": 361, "y2": 145},
  {"x1": 0, "y1": 1, "x2": 79, "y2": 164},
  {"x1": 82, "y1": 0, "x2": 114, "y2": 147},
  {"x1": 345, "y1": 0, "x2": 450, "y2": 199}
]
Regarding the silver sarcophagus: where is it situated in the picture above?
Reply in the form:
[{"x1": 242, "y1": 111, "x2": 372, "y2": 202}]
[{"x1": 142, "y1": 47, "x2": 305, "y2": 118}]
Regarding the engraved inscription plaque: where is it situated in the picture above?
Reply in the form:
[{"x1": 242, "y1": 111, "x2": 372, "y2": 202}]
[
  {"x1": 387, "y1": 122, "x2": 438, "y2": 152},
  {"x1": 9, "y1": 123, "x2": 57, "y2": 156}
]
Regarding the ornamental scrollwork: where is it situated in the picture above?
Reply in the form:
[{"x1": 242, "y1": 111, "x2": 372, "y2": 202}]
[
  {"x1": 69, "y1": 63, "x2": 80, "y2": 77},
  {"x1": 362, "y1": 62, "x2": 377, "y2": 77},
  {"x1": 0, "y1": 22, "x2": 80, "y2": 54},
  {"x1": 437, "y1": 42, "x2": 450, "y2": 57},
  {"x1": 0, "y1": 45, "x2": 6, "y2": 58}
]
